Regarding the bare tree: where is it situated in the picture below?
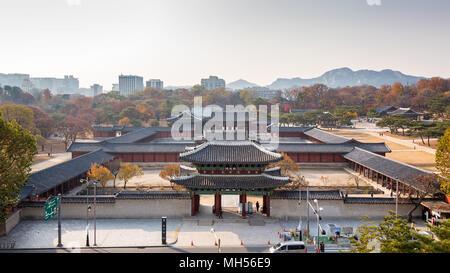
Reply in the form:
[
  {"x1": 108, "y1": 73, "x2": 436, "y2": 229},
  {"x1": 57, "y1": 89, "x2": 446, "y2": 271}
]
[
  {"x1": 348, "y1": 174, "x2": 361, "y2": 189},
  {"x1": 104, "y1": 159, "x2": 121, "y2": 189},
  {"x1": 404, "y1": 174, "x2": 441, "y2": 222}
]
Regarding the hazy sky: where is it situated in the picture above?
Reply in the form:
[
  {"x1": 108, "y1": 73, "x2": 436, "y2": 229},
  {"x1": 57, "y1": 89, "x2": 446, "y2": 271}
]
[{"x1": 1, "y1": 0, "x2": 449, "y2": 89}]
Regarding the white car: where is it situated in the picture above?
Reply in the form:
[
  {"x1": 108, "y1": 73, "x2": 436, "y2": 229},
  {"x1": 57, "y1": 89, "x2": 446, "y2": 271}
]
[{"x1": 269, "y1": 241, "x2": 307, "y2": 253}]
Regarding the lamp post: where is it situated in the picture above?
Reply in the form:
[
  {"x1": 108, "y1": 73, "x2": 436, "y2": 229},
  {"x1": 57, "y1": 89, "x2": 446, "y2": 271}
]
[
  {"x1": 210, "y1": 228, "x2": 221, "y2": 253},
  {"x1": 395, "y1": 176, "x2": 399, "y2": 219},
  {"x1": 92, "y1": 179, "x2": 98, "y2": 246},
  {"x1": 313, "y1": 199, "x2": 323, "y2": 252},
  {"x1": 80, "y1": 178, "x2": 90, "y2": 246}
]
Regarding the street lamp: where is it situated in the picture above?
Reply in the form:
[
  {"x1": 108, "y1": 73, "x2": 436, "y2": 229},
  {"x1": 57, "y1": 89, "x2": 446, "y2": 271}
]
[
  {"x1": 210, "y1": 228, "x2": 221, "y2": 253},
  {"x1": 80, "y1": 178, "x2": 90, "y2": 246},
  {"x1": 92, "y1": 179, "x2": 98, "y2": 246},
  {"x1": 395, "y1": 176, "x2": 399, "y2": 219},
  {"x1": 313, "y1": 199, "x2": 323, "y2": 252}
]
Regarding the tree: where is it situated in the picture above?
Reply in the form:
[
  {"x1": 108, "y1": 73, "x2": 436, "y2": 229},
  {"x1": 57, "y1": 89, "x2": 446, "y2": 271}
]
[
  {"x1": 159, "y1": 164, "x2": 180, "y2": 188},
  {"x1": 0, "y1": 112, "x2": 37, "y2": 221},
  {"x1": 87, "y1": 163, "x2": 114, "y2": 188},
  {"x1": 268, "y1": 153, "x2": 299, "y2": 177},
  {"x1": 404, "y1": 174, "x2": 441, "y2": 222},
  {"x1": 56, "y1": 116, "x2": 91, "y2": 149},
  {"x1": 118, "y1": 117, "x2": 131, "y2": 126},
  {"x1": 347, "y1": 216, "x2": 378, "y2": 253},
  {"x1": 118, "y1": 163, "x2": 143, "y2": 189},
  {"x1": 436, "y1": 128, "x2": 450, "y2": 195},
  {"x1": 104, "y1": 160, "x2": 121, "y2": 188},
  {"x1": 0, "y1": 104, "x2": 38, "y2": 135},
  {"x1": 347, "y1": 174, "x2": 362, "y2": 189}
]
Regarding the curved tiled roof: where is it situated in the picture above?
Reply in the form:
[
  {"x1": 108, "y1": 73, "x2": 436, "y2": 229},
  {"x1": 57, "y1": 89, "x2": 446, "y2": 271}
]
[
  {"x1": 303, "y1": 128, "x2": 349, "y2": 143},
  {"x1": 179, "y1": 141, "x2": 283, "y2": 164},
  {"x1": 23, "y1": 149, "x2": 116, "y2": 197},
  {"x1": 171, "y1": 174, "x2": 290, "y2": 190},
  {"x1": 344, "y1": 147, "x2": 440, "y2": 194}
]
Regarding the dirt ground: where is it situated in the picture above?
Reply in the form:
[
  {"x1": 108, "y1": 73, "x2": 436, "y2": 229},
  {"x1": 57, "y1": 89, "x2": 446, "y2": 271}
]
[
  {"x1": 298, "y1": 168, "x2": 371, "y2": 188},
  {"x1": 32, "y1": 155, "x2": 51, "y2": 165},
  {"x1": 331, "y1": 129, "x2": 410, "y2": 150},
  {"x1": 386, "y1": 151, "x2": 437, "y2": 171}
]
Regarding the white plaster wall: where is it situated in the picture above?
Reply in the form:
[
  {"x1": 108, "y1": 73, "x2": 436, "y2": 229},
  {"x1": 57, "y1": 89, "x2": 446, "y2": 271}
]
[
  {"x1": 21, "y1": 199, "x2": 191, "y2": 220},
  {"x1": 271, "y1": 199, "x2": 422, "y2": 219},
  {"x1": 0, "y1": 209, "x2": 22, "y2": 236}
]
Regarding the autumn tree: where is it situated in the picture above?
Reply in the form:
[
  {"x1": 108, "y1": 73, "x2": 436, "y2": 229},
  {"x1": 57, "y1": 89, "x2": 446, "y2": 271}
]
[
  {"x1": 118, "y1": 117, "x2": 131, "y2": 126},
  {"x1": 0, "y1": 111, "x2": 37, "y2": 221},
  {"x1": 404, "y1": 174, "x2": 441, "y2": 222},
  {"x1": 118, "y1": 163, "x2": 143, "y2": 189},
  {"x1": 104, "y1": 159, "x2": 121, "y2": 188},
  {"x1": 436, "y1": 128, "x2": 450, "y2": 195},
  {"x1": 88, "y1": 163, "x2": 114, "y2": 188},
  {"x1": 268, "y1": 152, "x2": 300, "y2": 177},
  {"x1": 56, "y1": 115, "x2": 91, "y2": 149},
  {"x1": 0, "y1": 104, "x2": 38, "y2": 135},
  {"x1": 159, "y1": 164, "x2": 180, "y2": 189}
]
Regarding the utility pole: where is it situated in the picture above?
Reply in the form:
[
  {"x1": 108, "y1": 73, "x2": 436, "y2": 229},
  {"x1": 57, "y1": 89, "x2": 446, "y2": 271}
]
[
  {"x1": 306, "y1": 187, "x2": 310, "y2": 240},
  {"x1": 395, "y1": 176, "x2": 399, "y2": 219},
  {"x1": 93, "y1": 180, "x2": 97, "y2": 246},
  {"x1": 57, "y1": 193, "x2": 62, "y2": 247}
]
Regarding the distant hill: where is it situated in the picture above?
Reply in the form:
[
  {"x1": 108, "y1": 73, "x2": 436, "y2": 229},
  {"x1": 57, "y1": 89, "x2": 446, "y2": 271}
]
[
  {"x1": 227, "y1": 79, "x2": 260, "y2": 90},
  {"x1": 266, "y1": 67, "x2": 424, "y2": 89}
]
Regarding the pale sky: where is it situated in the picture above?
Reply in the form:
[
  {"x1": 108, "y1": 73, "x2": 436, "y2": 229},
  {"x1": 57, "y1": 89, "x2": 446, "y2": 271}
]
[{"x1": 0, "y1": 0, "x2": 449, "y2": 89}]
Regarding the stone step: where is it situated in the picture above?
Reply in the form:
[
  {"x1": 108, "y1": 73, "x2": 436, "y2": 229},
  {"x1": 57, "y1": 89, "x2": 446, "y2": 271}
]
[{"x1": 198, "y1": 219, "x2": 214, "y2": 226}]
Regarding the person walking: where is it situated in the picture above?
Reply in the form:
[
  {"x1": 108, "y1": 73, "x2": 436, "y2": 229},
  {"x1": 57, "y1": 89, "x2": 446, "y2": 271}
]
[
  {"x1": 219, "y1": 209, "x2": 223, "y2": 219},
  {"x1": 320, "y1": 242, "x2": 325, "y2": 253},
  {"x1": 256, "y1": 201, "x2": 260, "y2": 212}
]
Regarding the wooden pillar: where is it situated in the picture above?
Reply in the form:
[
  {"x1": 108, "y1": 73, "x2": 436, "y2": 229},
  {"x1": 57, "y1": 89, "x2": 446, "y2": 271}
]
[
  {"x1": 265, "y1": 194, "x2": 270, "y2": 217},
  {"x1": 215, "y1": 192, "x2": 221, "y2": 216},
  {"x1": 191, "y1": 194, "x2": 196, "y2": 216},
  {"x1": 241, "y1": 192, "x2": 247, "y2": 217}
]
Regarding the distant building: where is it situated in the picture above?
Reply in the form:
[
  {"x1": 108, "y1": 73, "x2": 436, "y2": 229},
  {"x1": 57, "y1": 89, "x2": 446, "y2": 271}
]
[
  {"x1": 30, "y1": 75, "x2": 79, "y2": 93},
  {"x1": 0, "y1": 73, "x2": 30, "y2": 88},
  {"x1": 119, "y1": 75, "x2": 144, "y2": 96},
  {"x1": 387, "y1": 108, "x2": 423, "y2": 120},
  {"x1": 112, "y1": 83, "x2": 120, "y2": 91},
  {"x1": 375, "y1": 106, "x2": 398, "y2": 117},
  {"x1": 290, "y1": 109, "x2": 317, "y2": 115},
  {"x1": 91, "y1": 84, "x2": 103, "y2": 97},
  {"x1": 146, "y1": 79, "x2": 164, "y2": 90},
  {"x1": 201, "y1": 76, "x2": 225, "y2": 90},
  {"x1": 251, "y1": 87, "x2": 277, "y2": 99}
]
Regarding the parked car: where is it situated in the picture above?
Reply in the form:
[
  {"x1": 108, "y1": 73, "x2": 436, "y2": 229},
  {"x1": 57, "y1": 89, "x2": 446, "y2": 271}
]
[{"x1": 269, "y1": 241, "x2": 307, "y2": 253}]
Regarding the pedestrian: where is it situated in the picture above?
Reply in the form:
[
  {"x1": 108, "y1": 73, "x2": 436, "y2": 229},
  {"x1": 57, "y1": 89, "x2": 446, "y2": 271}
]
[
  {"x1": 320, "y1": 242, "x2": 325, "y2": 253},
  {"x1": 371, "y1": 192, "x2": 374, "y2": 198},
  {"x1": 219, "y1": 210, "x2": 223, "y2": 219},
  {"x1": 256, "y1": 201, "x2": 260, "y2": 212}
]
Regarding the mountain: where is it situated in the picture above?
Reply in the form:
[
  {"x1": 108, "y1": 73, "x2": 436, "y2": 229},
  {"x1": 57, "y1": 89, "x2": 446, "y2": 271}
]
[
  {"x1": 266, "y1": 67, "x2": 424, "y2": 89},
  {"x1": 226, "y1": 79, "x2": 260, "y2": 90}
]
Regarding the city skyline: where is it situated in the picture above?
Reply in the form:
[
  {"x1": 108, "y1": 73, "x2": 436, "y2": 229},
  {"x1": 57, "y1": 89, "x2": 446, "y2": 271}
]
[{"x1": 0, "y1": 0, "x2": 449, "y2": 89}]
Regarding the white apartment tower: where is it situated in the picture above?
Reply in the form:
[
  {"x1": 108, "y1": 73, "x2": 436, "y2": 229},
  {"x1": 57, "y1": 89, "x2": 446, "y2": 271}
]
[
  {"x1": 201, "y1": 76, "x2": 226, "y2": 90},
  {"x1": 146, "y1": 79, "x2": 164, "y2": 90},
  {"x1": 119, "y1": 75, "x2": 144, "y2": 96}
]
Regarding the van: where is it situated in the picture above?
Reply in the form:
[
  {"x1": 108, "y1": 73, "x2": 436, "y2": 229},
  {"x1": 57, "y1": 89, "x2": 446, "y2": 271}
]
[{"x1": 269, "y1": 241, "x2": 307, "y2": 253}]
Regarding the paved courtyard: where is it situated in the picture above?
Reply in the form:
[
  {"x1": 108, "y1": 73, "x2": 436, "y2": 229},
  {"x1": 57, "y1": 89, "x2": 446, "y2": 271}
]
[{"x1": 1, "y1": 215, "x2": 415, "y2": 250}]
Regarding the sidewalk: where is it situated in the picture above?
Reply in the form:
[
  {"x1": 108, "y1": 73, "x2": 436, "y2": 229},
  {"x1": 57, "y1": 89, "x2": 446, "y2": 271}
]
[
  {"x1": 364, "y1": 131, "x2": 436, "y2": 155},
  {"x1": 31, "y1": 152, "x2": 72, "y2": 173}
]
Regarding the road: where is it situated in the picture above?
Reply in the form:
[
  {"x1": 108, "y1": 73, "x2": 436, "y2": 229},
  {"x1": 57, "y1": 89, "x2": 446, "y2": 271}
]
[{"x1": 0, "y1": 244, "x2": 348, "y2": 253}]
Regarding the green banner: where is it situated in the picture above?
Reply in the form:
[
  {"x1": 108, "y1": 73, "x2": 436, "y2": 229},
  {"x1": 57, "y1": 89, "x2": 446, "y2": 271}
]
[{"x1": 44, "y1": 197, "x2": 58, "y2": 221}]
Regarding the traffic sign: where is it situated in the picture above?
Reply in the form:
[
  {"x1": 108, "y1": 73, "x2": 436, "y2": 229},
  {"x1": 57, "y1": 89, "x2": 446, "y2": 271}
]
[{"x1": 44, "y1": 197, "x2": 58, "y2": 221}]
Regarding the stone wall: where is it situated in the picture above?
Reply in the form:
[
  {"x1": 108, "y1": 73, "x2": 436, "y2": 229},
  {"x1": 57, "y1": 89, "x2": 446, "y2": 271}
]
[
  {"x1": 21, "y1": 199, "x2": 191, "y2": 220},
  {"x1": 271, "y1": 199, "x2": 422, "y2": 219},
  {"x1": 0, "y1": 209, "x2": 22, "y2": 236}
]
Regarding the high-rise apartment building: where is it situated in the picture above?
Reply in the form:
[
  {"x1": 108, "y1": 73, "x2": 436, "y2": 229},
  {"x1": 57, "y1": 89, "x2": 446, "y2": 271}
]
[
  {"x1": 201, "y1": 76, "x2": 225, "y2": 90},
  {"x1": 145, "y1": 79, "x2": 164, "y2": 90},
  {"x1": 91, "y1": 84, "x2": 103, "y2": 97},
  {"x1": 30, "y1": 75, "x2": 79, "y2": 93},
  {"x1": 119, "y1": 75, "x2": 144, "y2": 96},
  {"x1": 0, "y1": 73, "x2": 30, "y2": 88}
]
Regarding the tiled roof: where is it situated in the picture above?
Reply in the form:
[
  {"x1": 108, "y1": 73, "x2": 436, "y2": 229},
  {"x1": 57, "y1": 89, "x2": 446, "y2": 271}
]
[
  {"x1": 105, "y1": 127, "x2": 158, "y2": 143},
  {"x1": 67, "y1": 142, "x2": 188, "y2": 153},
  {"x1": 343, "y1": 197, "x2": 414, "y2": 204},
  {"x1": 179, "y1": 141, "x2": 283, "y2": 164},
  {"x1": 278, "y1": 126, "x2": 316, "y2": 133},
  {"x1": 23, "y1": 150, "x2": 116, "y2": 197},
  {"x1": 93, "y1": 126, "x2": 143, "y2": 132},
  {"x1": 171, "y1": 174, "x2": 290, "y2": 190},
  {"x1": 115, "y1": 191, "x2": 190, "y2": 199},
  {"x1": 19, "y1": 186, "x2": 35, "y2": 202},
  {"x1": 303, "y1": 128, "x2": 349, "y2": 143},
  {"x1": 344, "y1": 147, "x2": 440, "y2": 193},
  {"x1": 271, "y1": 190, "x2": 343, "y2": 200},
  {"x1": 264, "y1": 167, "x2": 282, "y2": 176},
  {"x1": 421, "y1": 201, "x2": 450, "y2": 213},
  {"x1": 375, "y1": 106, "x2": 396, "y2": 113},
  {"x1": 388, "y1": 108, "x2": 423, "y2": 116},
  {"x1": 275, "y1": 142, "x2": 390, "y2": 154}
]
